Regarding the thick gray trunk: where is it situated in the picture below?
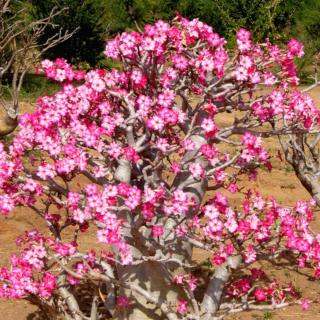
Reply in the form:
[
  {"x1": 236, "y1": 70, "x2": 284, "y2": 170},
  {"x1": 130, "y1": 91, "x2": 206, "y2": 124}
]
[
  {"x1": 201, "y1": 256, "x2": 241, "y2": 319},
  {"x1": 288, "y1": 144, "x2": 320, "y2": 207},
  {"x1": 57, "y1": 275, "x2": 82, "y2": 320},
  {"x1": 164, "y1": 134, "x2": 208, "y2": 268},
  {"x1": 295, "y1": 169, "x2": 320, "y2": 206},
  {"x1": 114, "y1": 135, "x2": 208, "y2": 319},
  {"x1": 0, "y1": 110, "x2": 18, "y2": 136}
]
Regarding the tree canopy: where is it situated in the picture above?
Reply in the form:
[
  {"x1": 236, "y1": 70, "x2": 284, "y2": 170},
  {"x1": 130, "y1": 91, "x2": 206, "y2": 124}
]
[
  {"x1": 21, "y1": 0, "x2": 320, "y2": 69},
  {"x1": 31, "y1": 0, "x2": 108, "y2": 66}
]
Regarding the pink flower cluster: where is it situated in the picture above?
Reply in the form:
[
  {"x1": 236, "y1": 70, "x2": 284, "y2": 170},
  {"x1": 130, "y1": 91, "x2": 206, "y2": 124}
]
[
  {"x1": 252, "y1": 89, "x2": 320, "y2": 128},
  {"x1": 41, "y1": 58, "x2": 85, "y2": 82},
  {"x1": 0, "y1": 231, "x2": 56, "y2": 299}
]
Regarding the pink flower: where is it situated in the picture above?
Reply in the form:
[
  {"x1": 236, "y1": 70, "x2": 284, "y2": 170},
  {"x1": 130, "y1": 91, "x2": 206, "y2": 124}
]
[
  {"x1": 228, "y1": 183, "x2": 238, "y2": 193},
  {"x1": 117, "y1": 295, "x2": 130, "y2": 308},
  {"x1": 227, "y1": 278, "x2": 251, "y2": 297},
  {"x1": 236, "y1": 28, "x2": 252, "y2": 52},
  {"x1": 73, "y1": 208, "x2": 92, "y2": 224},
  {"x1": 123, "y1": 146, "x2": 140, "y2": 163},
  {"x1": 211, "y1": 255, "x2": 226, "y2": 266},
  {"x1": 156, "y1": 138, "x2": 169, "y2": 153},
  {"x1": 157, "y1": 90, "x2": 175, "y2": 107},
  {"x1": 107, "y1": 142, "x2": 123, "y2": 159},
  {"x1": 53, "y1": 242, "x2": 77, "y2": 257},
  {"x1": 288, "y1": 39, "x2": 304, "y2": 58},
  {"x1": 176, "y1": 300, "x2": 188, "y2": 314},
  {"x1": 250, "y1": 268, "x2": 265, "y2": 280},
  {"x1": 300, "y1": 298, "x2": 310, "y2": 311},
  {"x1": 0, "y1": 195, "x2": 15, "y2": 215},
  {"x1": 201, "y1": 118, "x2": 217, "y2": 134},
  {"x1": 152, "y1": 225, "x2": 164, "y2": 237},
  {"x1": 37, "y1": 163, "x2": 56, "y2": 180},
  {"x1": 173, "y1": 274, "x2": 184, "y2": 284},
  {"x1": 235, "y1": 66, "x2": 249, "y2": 81},
  {"x1": 39, "y1": 273, "x2": 56, "y2": 298},
  {"x1": 189, "y1": 163, "x2": 204, "y2": 179},
  {"x1": 147, "y1": 115, "x2": 165, "y2": 131},
  {"x1": 119, "y1": 249, "x2": 133, "y2": 265},
  {"x1": 254, "y1": 288, "x2": 267, "y2": 301},
  {"x1": 244, "y1": 244, "x2": 257, "y2": 263},
  {"x1": 182, "y1": 139, "x2": 195, "y2": 151},
  {"x1": 172, "y1": 55, "x2": 188, "y2": 71},
  {"x1": 171, "y1": 162, "x2": 181, "y2": 174},
  {"x1": 67, "y1": 275, "x2": 80, "y2": 286},
  {"x1": 204, "y1": 205, "x2": 219, "y2": 219}
]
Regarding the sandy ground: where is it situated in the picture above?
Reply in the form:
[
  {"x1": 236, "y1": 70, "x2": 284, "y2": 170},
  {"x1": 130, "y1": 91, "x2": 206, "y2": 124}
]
[{"x1": 0, "y1": 87, "x2": 320, "y2": 319}]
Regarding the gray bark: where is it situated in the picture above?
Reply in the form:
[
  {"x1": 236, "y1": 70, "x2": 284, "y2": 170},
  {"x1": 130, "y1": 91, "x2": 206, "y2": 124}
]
[
  {"x1": 113, "y1": 135, "x2": 208, "y2": 320},
  {"x1": 201, "y1": 256, "x2": 242, "y2": 320}
]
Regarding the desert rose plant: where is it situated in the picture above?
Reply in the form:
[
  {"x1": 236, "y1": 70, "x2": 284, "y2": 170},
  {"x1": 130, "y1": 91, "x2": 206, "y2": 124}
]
[{"x1": 1, "y1": 15, "x2": 320, "y2": 320}]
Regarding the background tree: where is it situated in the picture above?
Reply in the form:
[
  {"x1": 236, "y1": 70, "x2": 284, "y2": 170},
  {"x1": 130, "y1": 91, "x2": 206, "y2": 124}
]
[
  {"x1": 31, "y1": 0, "x2": 108, "y2": 66},
  {"x1": 286, "y1": 0, "x2": 320, "y2": 79},
  {"x1": 0, "y1": 0, "x2": 74, "y2": 136},
  {"x1": 102, "y1": 0, "x2": 158, "y2": 33},
  {"x1": 29, "y1": 0, "x2": 320, "y2": 70},
  {"x1": 169, "y1": 0, "x2": 304, "y2": 42}
]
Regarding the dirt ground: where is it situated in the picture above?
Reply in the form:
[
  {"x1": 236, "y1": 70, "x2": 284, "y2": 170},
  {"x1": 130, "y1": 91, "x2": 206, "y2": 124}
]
[{"x1": 1, "y1": 87, "x2": 320, "y2": 319}]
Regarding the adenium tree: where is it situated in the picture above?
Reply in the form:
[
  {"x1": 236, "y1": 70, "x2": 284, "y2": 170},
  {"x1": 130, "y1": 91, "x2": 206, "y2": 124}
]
[{"x1": 0, "y1": 15, "x2": 320, "y2": 320}]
